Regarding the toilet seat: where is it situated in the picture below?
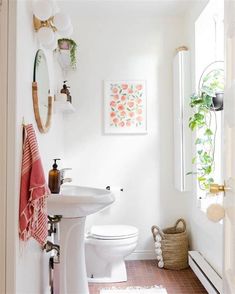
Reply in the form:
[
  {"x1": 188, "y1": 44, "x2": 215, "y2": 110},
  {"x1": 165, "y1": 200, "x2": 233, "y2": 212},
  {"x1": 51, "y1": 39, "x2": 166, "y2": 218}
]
[{"x1": 89, "y1": 225, "x2": 138, "y2": 240}]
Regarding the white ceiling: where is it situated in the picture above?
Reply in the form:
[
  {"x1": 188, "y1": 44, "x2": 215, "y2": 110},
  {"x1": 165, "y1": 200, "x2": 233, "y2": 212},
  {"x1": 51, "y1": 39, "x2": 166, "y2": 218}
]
[{"x1": 59, "y1": 0, "x2": 208, "y2": 18}]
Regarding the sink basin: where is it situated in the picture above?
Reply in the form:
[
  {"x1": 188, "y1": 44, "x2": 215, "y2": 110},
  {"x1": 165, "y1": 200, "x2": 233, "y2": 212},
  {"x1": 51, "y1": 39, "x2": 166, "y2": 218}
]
[
  {"x1": 46, "y1": 185, "x2": 115, "y2": 294},
  {"x1": 47, "y1": 185, "x2": 115, "y2": 217}
]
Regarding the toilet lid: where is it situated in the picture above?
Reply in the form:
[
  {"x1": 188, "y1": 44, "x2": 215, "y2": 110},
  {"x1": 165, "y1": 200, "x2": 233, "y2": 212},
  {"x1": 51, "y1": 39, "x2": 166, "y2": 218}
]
[{"x1": 89, "y1": 225, "x2": 138, "y2": 240}]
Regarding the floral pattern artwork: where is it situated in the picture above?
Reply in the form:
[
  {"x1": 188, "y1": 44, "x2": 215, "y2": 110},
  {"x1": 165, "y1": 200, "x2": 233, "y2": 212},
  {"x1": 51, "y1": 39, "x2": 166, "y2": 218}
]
[{"x1": 104, "y1": 81, "x2": 147, "y2": 134}]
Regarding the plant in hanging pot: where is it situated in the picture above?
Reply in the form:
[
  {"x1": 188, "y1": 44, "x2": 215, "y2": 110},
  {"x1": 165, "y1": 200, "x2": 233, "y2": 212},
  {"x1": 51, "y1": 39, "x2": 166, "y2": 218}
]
[
  {"x1": 57, "y1": 38, "x2": 78, "y2": 69},
  {"x1": 187, "y1": 62, "x2": 224, "y2": 191},
  {"x1": 201, "y1": 67, "x2": 224, "y2": 111}
]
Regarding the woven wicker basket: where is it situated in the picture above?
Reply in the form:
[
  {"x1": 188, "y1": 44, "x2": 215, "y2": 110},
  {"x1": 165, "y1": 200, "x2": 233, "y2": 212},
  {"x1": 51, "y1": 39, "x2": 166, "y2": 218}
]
[{"x1": 151, "y1": 218, "x2": 189, "y2": 270}]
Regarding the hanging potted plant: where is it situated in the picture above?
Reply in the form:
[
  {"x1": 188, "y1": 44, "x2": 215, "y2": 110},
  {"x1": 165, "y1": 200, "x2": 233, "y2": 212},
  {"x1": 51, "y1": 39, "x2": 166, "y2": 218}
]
[
  {"x1": 57, "y1": 38, "x2": 78, "y2": 69},
  {"x1": 187, "y1": 61, "x2": 224, "y2": 190},
  {"x1": 201, "y1": 67, "x2": 224, "y2": 111}
]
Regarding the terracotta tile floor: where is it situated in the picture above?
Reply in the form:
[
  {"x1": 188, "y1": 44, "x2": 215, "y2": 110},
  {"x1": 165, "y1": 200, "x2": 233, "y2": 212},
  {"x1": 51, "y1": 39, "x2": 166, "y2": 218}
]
[{"x1": 88, "y1": 260, "x2": 207, "y2": 294}]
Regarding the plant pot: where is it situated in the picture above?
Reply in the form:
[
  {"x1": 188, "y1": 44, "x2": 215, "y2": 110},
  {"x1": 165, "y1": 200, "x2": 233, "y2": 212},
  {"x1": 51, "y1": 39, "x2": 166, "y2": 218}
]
[
  {"x1": 58, "y1": 40, "x2": 71, "y2": 50},
  {"x1": 210, "y1": 92, "x2": 223, "y2": 111},
  {"x1": 57, "y1": 38, "x2": 77, "y2": 70}
]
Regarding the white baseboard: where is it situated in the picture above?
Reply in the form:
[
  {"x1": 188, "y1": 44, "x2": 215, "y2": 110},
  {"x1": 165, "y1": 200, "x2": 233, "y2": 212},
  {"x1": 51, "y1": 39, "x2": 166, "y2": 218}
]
[
  {"x1": 189, "y1": 251, "x2": 222, "y2": 294},
  {"x1": 126, "y1": 250, "x2": 156, "y2": 261}
]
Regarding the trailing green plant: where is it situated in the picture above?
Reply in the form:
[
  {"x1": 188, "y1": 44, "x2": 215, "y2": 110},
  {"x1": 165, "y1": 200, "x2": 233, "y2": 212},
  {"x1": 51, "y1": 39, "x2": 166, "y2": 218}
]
[
  {"x1": 187, "y1": 66, "x2": 224, "y2": 191},
  {"x1": 58, "y1": 38, "x2": 78, "y2": 69}
]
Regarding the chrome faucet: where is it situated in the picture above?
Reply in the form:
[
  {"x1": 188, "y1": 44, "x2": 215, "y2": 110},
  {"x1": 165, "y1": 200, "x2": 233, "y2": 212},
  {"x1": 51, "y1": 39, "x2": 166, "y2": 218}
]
[{"x1": 60, "y1": 168, "x2": 72, "y2": 185}]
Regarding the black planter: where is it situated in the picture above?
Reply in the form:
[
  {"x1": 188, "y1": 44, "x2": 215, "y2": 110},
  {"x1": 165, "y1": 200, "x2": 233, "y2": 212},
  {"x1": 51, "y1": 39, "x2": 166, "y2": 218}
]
[{"x1": 210, "y1": 92, "x2": 223, "y2": 111}]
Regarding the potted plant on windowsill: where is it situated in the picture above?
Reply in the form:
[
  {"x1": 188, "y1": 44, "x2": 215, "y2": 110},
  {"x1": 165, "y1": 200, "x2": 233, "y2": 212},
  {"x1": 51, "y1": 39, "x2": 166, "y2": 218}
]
[
  {"x1": 187, "y1": 61, "x2": 224, "y2": 191},
  {"x1": 57, "y1": 38, "x2": 78, "y2": 70}
]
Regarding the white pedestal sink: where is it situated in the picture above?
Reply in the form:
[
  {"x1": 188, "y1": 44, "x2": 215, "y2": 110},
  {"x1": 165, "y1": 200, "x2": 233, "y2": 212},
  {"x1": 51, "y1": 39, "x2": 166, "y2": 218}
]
[{"x1": 47, "y1": 185, "x2": 115, "y2": 294}]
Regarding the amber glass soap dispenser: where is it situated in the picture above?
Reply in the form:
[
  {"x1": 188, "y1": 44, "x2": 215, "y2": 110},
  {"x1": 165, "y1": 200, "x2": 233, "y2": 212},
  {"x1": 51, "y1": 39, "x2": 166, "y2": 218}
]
[{"x1": 48, "y1": 159, "x2": 61, "y2": 194}]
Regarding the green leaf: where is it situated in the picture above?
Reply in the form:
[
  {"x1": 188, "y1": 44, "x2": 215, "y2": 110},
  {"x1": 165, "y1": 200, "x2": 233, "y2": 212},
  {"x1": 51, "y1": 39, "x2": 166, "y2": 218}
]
[
  {"x1": 192, "y1": 157, "x2": 197, "y2": 164},
  {"x1": 194, "y1": 113, "x2": 204, "y2": 121},
  {"x1": 201, "y1": 152, "x2": 212, "y2": 164},
  {"x1": 186, "y1": 171, "x2": 197, "y2": 175},
  {"x1": 204, "y1": 128, "x2": 213, "y2": 136},
  {"x1": 195, "y1": 138, "x2": 202, "y2": 145},
  {"x1": 201, "y1": 88, "x2": 214, "y2": 97},
  {"x1": 189, "y1": 121, "x2": 196, "y2": 130},
  {"x1": 203, "y1": 165, "x2": 212, "y2": 175},
  {"x1": 204, "y1": 95, "x2": 213, "y2": 107},
  {"x1": 204, "y1": 183, "x2": 210, "y2": 190},
  {"x1": 190, "y1": 99, "x2": 204, "y2": 107}
]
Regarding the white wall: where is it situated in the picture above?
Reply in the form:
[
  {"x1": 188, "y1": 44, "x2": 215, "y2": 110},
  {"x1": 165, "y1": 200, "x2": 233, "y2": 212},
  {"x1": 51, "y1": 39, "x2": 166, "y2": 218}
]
[
  {"x1": 62, "y1": 3, "x2": 189, "y2": 258},
  {"x1": 184, "y1": 1, "x2": 223, "y2": 275},
  {"x1": 14, "y1": 1, "x2": 65, "y2": 293},
  {"x1": 12, "y1": 0, "x2": 223, "y2": 292}
]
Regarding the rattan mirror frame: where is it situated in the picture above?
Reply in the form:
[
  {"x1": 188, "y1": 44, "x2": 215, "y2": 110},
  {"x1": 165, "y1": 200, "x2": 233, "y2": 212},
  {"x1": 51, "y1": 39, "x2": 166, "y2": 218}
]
[{"x1": 32, "y1": 50, "x2": 53, "y2": 134}]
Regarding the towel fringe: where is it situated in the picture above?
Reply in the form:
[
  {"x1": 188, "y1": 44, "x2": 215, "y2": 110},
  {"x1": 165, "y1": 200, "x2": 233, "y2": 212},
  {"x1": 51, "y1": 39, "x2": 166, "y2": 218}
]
[{"x1": 19, "y1": 183, "x2": 49, "y2": 245}]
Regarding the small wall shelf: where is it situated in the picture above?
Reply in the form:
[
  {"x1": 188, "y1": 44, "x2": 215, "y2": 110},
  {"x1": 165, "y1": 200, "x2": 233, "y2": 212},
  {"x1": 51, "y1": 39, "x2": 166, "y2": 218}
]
[
  {"x1": 54, "y1": 101, "x2": 76, "y2": 114},
  {"x1": 57, "y1": 49, "x2": 72, "y2": 72}
]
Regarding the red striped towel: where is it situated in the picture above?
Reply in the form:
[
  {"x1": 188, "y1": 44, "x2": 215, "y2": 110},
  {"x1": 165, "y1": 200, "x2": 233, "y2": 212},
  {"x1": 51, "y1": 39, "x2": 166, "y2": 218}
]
[{"x1": 19, "y1": 124, "x2": 50, "y2": 246}]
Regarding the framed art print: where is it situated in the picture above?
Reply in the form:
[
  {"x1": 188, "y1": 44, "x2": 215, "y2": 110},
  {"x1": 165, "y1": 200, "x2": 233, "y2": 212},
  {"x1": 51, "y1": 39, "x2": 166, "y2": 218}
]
[{"x1": 104, "y1": 80, "x2": 147, "y2": 134}]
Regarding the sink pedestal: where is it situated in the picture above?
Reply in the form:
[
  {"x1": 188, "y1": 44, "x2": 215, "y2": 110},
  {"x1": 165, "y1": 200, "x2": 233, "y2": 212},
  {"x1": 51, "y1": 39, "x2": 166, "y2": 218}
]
[
  {"x1": 47, "y1": 185, "x2": 115, "y2": 293},
  {"x1": 59, "y1": 217, "x2": 89, "y2": 294}
]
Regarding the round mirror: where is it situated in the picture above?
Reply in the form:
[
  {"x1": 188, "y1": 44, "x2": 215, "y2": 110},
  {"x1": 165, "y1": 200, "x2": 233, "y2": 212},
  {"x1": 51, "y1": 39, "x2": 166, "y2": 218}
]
[{"x1": 32, "y1": 49, "x2": 53, "y2": 133}]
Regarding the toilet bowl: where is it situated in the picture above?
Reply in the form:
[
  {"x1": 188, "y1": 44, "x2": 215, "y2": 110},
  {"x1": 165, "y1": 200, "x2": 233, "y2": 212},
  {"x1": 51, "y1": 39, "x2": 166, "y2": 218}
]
[{"x1": 85, "y1": 225, "x2": 138, "y2": 283}]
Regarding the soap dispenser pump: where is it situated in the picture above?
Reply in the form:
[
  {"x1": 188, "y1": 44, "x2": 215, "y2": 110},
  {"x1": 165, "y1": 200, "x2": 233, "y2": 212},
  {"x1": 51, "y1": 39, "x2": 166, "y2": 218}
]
[
  {"x1": 60, "y1": 80, "x2": 72, "y2": 103},
  {"x1": 48, "y1": 159, "x2": 61, "y2": 194}
]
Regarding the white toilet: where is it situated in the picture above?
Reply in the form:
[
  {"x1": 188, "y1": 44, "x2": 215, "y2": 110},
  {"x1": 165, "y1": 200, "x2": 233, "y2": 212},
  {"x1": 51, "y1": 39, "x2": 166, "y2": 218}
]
[{"x1": 85, "y1": 224, "x2": 138, "y2": 283}]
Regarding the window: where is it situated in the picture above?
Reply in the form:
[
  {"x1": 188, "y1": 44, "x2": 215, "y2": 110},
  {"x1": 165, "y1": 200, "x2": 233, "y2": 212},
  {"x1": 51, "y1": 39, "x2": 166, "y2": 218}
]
[{"x1": 194, "y1": 0, "x2": 224, "y2": 211}]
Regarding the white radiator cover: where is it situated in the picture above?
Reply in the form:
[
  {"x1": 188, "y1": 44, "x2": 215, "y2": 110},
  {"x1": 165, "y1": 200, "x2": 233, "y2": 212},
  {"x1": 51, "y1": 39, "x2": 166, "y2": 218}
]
[
  {"x1": 189, "y1": 251, "x2": 222, "y2": 293},
  {"x1": 173, "y1": 49, "x2": 192, "y2": 191}
]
